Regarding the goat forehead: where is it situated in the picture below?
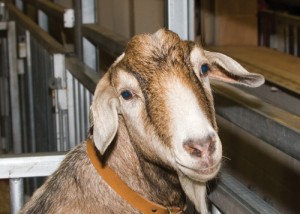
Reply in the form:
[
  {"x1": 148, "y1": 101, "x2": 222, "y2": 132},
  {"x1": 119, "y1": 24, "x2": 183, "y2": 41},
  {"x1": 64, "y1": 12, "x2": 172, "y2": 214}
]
[{"x1": 121, "y1": 30, "x2": 196, "y2": 76}]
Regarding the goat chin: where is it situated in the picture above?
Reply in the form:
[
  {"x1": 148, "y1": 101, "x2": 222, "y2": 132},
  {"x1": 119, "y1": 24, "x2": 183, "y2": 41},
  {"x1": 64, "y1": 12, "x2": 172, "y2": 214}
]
[{"x1": 178, "y1": 173, "x2": 208, "y2": 214}]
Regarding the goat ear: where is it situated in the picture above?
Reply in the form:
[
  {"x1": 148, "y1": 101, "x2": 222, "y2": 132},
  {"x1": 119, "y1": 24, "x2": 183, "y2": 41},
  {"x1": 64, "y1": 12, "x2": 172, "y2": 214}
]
[
  {"x1": 204, "y1": 50, "x2": 265, "y2": 87},
  {"x1": 91, "y1": 72, "x2": 120, "y2": 155}
]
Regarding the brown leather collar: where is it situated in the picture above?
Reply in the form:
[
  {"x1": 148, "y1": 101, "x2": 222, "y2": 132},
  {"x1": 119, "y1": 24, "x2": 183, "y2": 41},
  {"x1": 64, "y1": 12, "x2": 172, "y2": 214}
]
[{"x1": 86, "y1": 138, "x2": 185, "y2": 214}]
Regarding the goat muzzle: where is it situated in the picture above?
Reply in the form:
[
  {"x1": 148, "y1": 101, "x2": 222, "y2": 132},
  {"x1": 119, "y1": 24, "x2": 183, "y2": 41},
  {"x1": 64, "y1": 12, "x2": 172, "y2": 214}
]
[{"x1": 183, "y1": 135, "x2": 216, "y2": 158}]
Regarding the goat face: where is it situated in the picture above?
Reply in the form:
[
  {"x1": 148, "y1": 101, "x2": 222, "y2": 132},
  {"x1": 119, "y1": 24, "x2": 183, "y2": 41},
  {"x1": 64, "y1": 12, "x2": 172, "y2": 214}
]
[{"x1": 91, "y1": 29, "x2": 264, "y2": 206}]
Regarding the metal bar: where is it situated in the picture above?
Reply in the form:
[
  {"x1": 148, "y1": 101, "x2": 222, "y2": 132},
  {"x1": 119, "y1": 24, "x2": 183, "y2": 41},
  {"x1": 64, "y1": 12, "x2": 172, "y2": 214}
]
[
  {"x1": 0, "y1": 33, "x2": 10, "y2": 152},
  {"x1": 209, "y1": 169, "x2": 280, "y2": 214},
  {"x1": 79, "y1": 84, "x2": 85, "y2": 140},
  {"x1": 78, "y1": 86, "x2": 87, "y2": 142},
  {"x1": 81, "y1": 0, "x2": 96, "y2": 24},
  {"x1": 74, "y1": 78, "x2": 81, "y2": 143},
  {"x1": 167, "y1": 0, "x2": 188, "y2": 39},
  {"x1": 14, "y1": 0, "x2": 23, "y2": 11},
  {"x1": 81, "y1": 0, "x2": 97, "y2": 71},
  {"x1": 7, "y1": 3, "x2": 66, "y2": 54},
  {"x1": 25, "y1": 30, "x2": 36, "y2": 153},
  {"x1": 0, "y1": 153, "x2": 65, "y2": 179},
  {"x1": 85, "y1": 90, "x2": 92, "y2": 134},
  {"x1": 0, "y1": 21, "x2": 7, "y2": 30},
  {"x1": 166, "y1": 0, "x2": 194, "y2": 40},
  {"x1": 73, "y1": 0, "x2": 82, "y2": 57},
  {"x1": 187, "y1": 0, "x2": 195, "y2": 41},
  {"x1": 9, "y1": 178, "x2": 24, "y2": 214},
  {"x1": 52, "y1": 53, "x2": 68, "y2": 151},
  {"x1": 0, "y1": 2, "x2": 6, "y2": 21},
  {"x1": 82, "y1": 37, "x2": 97, "y2": 70},
  {"x1": 38, "y1": 9, "x2": 49, "y2": 32},
  {"x1": 80, "y1": 0, "x2": 97, "y2": 71},
  {"x1": 212, "y1": 81, "x2": 300, "y2": 161},
  {"x1": 7, "y1": 21, "x2": 22, "y2": 153},
  {"x1": 211, "y1": 205, "x2": 222, "y2": 214},
  {"x1": 66, "y1": 72, "x2": 76, "y2": 148}
]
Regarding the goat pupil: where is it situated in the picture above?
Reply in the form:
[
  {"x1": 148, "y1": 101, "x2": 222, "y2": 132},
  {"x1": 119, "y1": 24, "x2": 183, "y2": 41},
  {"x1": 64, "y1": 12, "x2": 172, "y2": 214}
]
[
  {"x1": 121, "y1": 90, "x2": 133, "y2": 100},
  {"x1": 201, "y1": 63, "x2": 209, "y2": 75}
]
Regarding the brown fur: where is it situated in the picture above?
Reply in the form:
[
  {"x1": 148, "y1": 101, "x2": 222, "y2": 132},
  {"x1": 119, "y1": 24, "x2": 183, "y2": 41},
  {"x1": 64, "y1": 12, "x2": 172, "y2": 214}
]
[{"x1": 20, "y1": 118, "x2": 186, "y2": 214}]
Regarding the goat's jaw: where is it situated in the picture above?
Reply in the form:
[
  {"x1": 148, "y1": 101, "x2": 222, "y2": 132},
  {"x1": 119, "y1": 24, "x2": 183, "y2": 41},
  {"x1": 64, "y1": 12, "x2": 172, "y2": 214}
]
[{"x1": 175, "y1": 157, "x2": 221, "y2": 182}]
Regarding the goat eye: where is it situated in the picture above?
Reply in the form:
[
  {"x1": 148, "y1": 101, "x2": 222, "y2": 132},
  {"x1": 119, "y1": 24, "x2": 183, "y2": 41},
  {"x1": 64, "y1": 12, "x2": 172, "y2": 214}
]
[
  {"x1": 121, "y1": 90, "x2": 133, "y2": 100},
  {"x1": 200, "y1": 63, "x2": 209, "y2": 75}
]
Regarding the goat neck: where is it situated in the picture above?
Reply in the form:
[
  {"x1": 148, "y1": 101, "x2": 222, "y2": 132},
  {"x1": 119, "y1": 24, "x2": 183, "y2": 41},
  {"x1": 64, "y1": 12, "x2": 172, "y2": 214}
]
[{"x1": 105, "y1": 116, "x2": 187, "y2": 210}]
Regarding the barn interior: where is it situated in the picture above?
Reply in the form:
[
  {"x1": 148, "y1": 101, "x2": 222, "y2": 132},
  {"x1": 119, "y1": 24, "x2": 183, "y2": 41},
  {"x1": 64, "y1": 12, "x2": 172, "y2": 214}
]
[{"x1": 0, "y1": 0, "x2": 300, "y2": 213}]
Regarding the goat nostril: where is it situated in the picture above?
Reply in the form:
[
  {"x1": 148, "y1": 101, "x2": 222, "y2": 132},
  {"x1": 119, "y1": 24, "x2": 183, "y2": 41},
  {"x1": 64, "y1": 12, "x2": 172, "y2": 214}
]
[
  {"x1": 209, "y1": 140, "x2": 216, "y2": 154},
  {"x1": 184, "y1": 144, "x2": 203, "y2": 157},
  {"x1": 183, "y1": 137, "x2": 216, "y2": 158}
]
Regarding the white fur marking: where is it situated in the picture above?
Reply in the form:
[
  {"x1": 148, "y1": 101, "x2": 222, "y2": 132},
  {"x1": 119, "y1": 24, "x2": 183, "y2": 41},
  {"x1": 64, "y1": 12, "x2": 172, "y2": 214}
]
[{"x1": 166, "y1": 77, "x2": 213, "y2": 145}]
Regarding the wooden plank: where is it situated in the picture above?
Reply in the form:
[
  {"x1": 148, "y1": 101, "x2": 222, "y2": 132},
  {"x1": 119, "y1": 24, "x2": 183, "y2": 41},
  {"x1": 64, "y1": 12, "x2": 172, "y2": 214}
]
[
  {"x1": 213, "y1": 0, "x2": 257, "y2": 45},
  {"x1": 7, "y1": 3, "x2": 66, "y2": 54},
  {"x1": 208, "y1": 46, "x2": 300, "y2": 95}
]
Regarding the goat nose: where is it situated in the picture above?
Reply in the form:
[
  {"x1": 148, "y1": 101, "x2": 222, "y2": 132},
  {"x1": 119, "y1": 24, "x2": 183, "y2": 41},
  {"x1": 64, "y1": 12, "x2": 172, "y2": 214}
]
[{"x1": 183, "y1": 135, "x2": 216, "y2": 158}]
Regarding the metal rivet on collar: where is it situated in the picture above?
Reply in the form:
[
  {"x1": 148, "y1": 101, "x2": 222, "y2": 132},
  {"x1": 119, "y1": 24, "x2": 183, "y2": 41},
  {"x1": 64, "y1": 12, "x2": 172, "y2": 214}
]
[{"x1": 151, "y1": 208, "x2": 157, "y2": 212}]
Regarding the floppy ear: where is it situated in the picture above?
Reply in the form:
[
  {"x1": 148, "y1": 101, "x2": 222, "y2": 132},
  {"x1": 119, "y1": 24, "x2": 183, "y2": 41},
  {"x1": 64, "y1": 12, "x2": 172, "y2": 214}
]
[
  {"x1": 91, "y1": 72, "x2": 120, "y2": 155},
  {"x1": 204, "y1": 50, "x2": 265, "y2": 87}
]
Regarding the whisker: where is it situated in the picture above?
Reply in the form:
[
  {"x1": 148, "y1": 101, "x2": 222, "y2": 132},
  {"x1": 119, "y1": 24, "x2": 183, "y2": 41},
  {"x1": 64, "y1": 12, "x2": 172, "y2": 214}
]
[{"x1": 222, "y1": 156, "x2": 231, "y2": 161}]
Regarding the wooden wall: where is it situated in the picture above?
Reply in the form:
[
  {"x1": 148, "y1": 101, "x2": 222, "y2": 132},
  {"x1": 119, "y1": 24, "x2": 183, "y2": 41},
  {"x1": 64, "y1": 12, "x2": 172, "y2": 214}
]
[
  {"x1": 201, "y1": 0, "x2": 258, "y2": 46},
  {"x1": 97, "y1": 0, "x2": 165, "y2": 39}
]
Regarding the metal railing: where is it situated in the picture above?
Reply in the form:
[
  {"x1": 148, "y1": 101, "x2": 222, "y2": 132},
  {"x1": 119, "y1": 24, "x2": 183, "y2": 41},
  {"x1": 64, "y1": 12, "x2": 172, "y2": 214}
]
[
  {"x1": 0, "y1": 152, "x2": 65, "y2": 213},
  {"x1": 259, "y1": 9, "x2": 300, "y2": 56},
  {"x1": 5, "y1": 2, "x2": 92, "y2": 153}
]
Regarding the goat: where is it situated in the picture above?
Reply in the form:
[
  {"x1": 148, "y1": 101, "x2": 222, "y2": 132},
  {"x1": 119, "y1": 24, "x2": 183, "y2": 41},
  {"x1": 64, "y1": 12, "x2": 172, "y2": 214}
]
[{"x1": 20, "y1": 29, "x2": 264, "y2": 214}]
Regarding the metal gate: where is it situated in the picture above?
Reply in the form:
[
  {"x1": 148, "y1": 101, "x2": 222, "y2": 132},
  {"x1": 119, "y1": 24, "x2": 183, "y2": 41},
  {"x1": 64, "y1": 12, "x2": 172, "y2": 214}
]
[{"x1": 0, "y1": 1, "x2": 93, "y2": 155}]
